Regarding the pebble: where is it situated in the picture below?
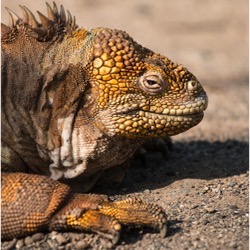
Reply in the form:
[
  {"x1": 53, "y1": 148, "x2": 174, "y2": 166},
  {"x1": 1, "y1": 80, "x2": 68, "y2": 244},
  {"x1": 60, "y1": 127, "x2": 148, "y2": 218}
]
[
  {"x1": 204, "y1": 205, "x2": 216, "y2": 213},
  {"x1": 2, "y1": 239, "x2": 17, "y2": 250},
  {"x1": 191, "y1": 204, "x2": 199, "y2": 209},
  {"x1": 54, "y1": 234, "x2": 69, "y2": 245},
  {"x1": 179, "y1": 204, "x2": 185, "y2": 209},
  {"x1": 144, "y1": 189, "x2": 151, "y2": 194},
  {"x1": 65, "y1": 243, "x2": 73, "y2": 250},
  {"x1": 15, "y1": 239, "x2": 24, "y2": 249},
  {"x1": 47, "y1": 239, "x2": 56, "y2": 249},
  {"x1": 75, "y1": 239, "x2": 89, "y2": 250},
  {"x1": 68, "y1": 233, "x2": 81, "y2": 242},
  {"x1": 24, "y1": 236, "x2": 33, "y2": 246},
  {"x1": 50, "y1": 231, "x2": 58, "y2": 238},
  {"x1": 230, "y1": 241, "x2": 238, "y2": 248},
  {"x1": 32, "y1": 233, "x2": 44, "y2": 242}
]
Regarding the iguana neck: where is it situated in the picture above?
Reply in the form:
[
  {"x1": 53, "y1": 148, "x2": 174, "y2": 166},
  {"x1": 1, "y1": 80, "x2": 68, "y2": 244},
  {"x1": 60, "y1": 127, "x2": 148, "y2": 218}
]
[{"x1": 1, "y1": 28, "x2": 94, "y2": 168}]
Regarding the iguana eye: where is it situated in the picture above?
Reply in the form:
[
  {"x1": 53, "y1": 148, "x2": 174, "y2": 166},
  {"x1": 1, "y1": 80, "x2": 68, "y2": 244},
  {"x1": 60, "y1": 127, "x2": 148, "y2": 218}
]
[
  {"x1": 138, "y1": 71, "x2": 167, "y2": 95},
  {"x1": 145, "y1": 78, "x2": 159, "y2": 86}
]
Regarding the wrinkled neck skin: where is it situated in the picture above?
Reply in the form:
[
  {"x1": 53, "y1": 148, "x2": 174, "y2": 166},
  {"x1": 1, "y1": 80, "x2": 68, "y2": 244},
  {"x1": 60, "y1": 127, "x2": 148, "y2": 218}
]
[
  {"x1": 2, "y1": 30, "x2": 142, "y2": 181},
  {"x1": 47, "y1": 113, "x2": 142, "y2": 181}
]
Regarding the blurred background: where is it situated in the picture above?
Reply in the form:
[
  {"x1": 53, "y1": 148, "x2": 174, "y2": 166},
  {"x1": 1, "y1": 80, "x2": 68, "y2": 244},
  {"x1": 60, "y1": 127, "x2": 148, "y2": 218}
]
[{"x1": 1, "y1": 0, "x2": 249, "y2": 141}]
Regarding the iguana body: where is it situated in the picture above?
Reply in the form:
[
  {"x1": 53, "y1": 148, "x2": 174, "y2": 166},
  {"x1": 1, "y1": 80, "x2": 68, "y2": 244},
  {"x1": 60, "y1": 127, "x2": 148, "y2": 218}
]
[{"x1": 1, "y1": 3, "x2": 208, "y2": 243}]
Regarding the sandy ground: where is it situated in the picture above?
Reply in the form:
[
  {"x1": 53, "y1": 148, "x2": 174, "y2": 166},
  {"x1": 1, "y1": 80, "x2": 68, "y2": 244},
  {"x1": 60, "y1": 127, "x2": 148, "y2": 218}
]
[{"x1": 1, "y1": 0, "x2": 249, "y2": 249}]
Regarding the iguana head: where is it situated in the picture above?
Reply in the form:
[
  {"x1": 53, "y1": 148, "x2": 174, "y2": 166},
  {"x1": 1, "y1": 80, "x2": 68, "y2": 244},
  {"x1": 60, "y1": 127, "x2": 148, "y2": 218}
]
[{"x1": 84, "y1": 28, "x2": 208, "y2": 138}]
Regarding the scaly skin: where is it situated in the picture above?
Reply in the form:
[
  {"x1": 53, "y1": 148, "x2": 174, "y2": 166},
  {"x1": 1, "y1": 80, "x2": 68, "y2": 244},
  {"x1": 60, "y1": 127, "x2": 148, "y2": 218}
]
[{"x1": 1, "y1": 2, "x2": 208, "y2": 243}]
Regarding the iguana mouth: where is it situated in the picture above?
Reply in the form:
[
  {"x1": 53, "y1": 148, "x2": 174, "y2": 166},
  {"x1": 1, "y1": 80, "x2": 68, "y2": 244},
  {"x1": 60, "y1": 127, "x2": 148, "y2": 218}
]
[
  {"x1": 115, "y1": 104, "x2": 206, "y2": 119},
  {"x1": 137, "y1": 109, "x2": 204, "y2": 118},
  {"x1": 105, "y1": 93, "x2": 208, "y2": 137},
  {"x1": 137, "y1": 110, "x2": 204, "y2": 123},
  {"x1": 108, "y1": 108, "x2": 204, "y2": 138},
  {"x1": 114, "y1": 93, "x2": 208, "y2": 119}
]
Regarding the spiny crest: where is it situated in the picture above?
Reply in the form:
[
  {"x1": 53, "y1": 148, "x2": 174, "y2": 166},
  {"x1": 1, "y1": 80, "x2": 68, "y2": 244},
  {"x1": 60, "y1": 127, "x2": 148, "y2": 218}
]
[{"x1": 2, "y1": 2, "x2": 78, "y2": 43}]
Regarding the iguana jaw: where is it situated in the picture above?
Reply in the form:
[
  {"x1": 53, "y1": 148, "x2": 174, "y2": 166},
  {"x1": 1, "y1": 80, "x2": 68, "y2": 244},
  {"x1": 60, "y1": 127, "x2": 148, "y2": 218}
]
[{"x1": 94, "y1": 92, "x2": 207, "y2": 138}]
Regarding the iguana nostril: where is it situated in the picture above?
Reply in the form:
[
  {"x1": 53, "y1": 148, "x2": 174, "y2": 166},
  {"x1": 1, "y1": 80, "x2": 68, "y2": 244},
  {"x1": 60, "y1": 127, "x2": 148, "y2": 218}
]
[{"x1": 187, "y1": 80, "x2": 199, "y2": 91}]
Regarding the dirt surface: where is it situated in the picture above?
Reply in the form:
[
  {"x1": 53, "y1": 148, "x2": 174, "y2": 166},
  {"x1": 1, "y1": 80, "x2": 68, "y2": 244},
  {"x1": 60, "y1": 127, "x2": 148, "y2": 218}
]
[{"x1": 1, "y1": 0, "x2": 249, "y2": 249}]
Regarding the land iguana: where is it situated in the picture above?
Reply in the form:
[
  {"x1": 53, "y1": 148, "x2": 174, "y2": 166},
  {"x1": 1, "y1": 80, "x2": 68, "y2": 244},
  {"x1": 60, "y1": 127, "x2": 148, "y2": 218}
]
[{"x1": 1, "y1": 2, "x2": 208, "y2": 243}]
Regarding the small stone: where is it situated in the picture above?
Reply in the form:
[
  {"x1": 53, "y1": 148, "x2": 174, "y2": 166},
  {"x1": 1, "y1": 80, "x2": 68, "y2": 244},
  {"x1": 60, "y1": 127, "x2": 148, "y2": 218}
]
[
  {"x1": 54, "y1": 234, "x2": 69, "y2": 245},
  {"x1": 47, "y1": 239, "x2": 56, "y2": 249},
  {"x1": 179, "y1": 204, "x2": 185, "y2": 209},
  {"x1": 228, "y1": 181, "x2": 237, "y2": 187},
  {"x1": 2, "y1": 238, "x2": 17, "y2": 250},
  {"x1": 66, "y1": 243, "x2": 73, "y2": 250},
  {"x1": 24, "y1": 236, "x2": 33, "y2": 246},
  {"x1": 202, "y1": 189, "x2": 208, "y2": 194},
  {"x1": 204, "y1": 205, "x2": 216, "y2": 213},
  {"x1": 230, "y1": 241, "x2": 238, "y2": 248},
  {"x1": 16, "y1": 239, "x2": 24, "y2": 249},
  {"x1": 144, "y1": 189, "x2": 151, "y2": 194},
  {"x1": 50, "y1": 231, "x2": 58, "y2": 238},
  {"x1": 233, "y1": 210, "x2": 240, "y2": 214},
  {"x1": 191, "y1": 204, "x2": 199, "y2": 209},
  {"x1": 32, "y1": 233, "x2": 44, "y2": 242},
  {"x1": 68, "y1": 232, "x2": 80, "y2": 241}
]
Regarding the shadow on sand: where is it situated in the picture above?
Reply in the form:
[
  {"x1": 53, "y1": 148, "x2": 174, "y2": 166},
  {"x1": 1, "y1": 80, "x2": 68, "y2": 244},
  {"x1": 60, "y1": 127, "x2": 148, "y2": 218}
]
[{"x1": 94, "y1": 139, "x2": 249, "y2": 195}]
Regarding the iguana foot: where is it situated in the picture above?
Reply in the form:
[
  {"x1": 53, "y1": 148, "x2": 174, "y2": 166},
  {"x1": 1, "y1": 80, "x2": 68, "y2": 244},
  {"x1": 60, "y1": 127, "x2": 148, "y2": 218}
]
[
  {"x1": 50, "y1": 194, "x2": 167, "y2": 244},
  {"x1": 99, "y1": 196, "x2": 168, "y2": 238}
]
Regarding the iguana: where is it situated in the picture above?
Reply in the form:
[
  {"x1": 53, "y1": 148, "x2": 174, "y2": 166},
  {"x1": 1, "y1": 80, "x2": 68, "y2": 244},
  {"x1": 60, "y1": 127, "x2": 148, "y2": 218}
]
[{"x1": 1, "y1": 2, "x2": 208, "y2": 244}]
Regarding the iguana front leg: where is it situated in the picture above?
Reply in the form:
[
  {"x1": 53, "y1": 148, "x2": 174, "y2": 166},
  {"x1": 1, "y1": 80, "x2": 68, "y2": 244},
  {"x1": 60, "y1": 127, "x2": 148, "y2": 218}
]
[{"x1": 1, "y1": 173, "x2": 167, "y2": 244}]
